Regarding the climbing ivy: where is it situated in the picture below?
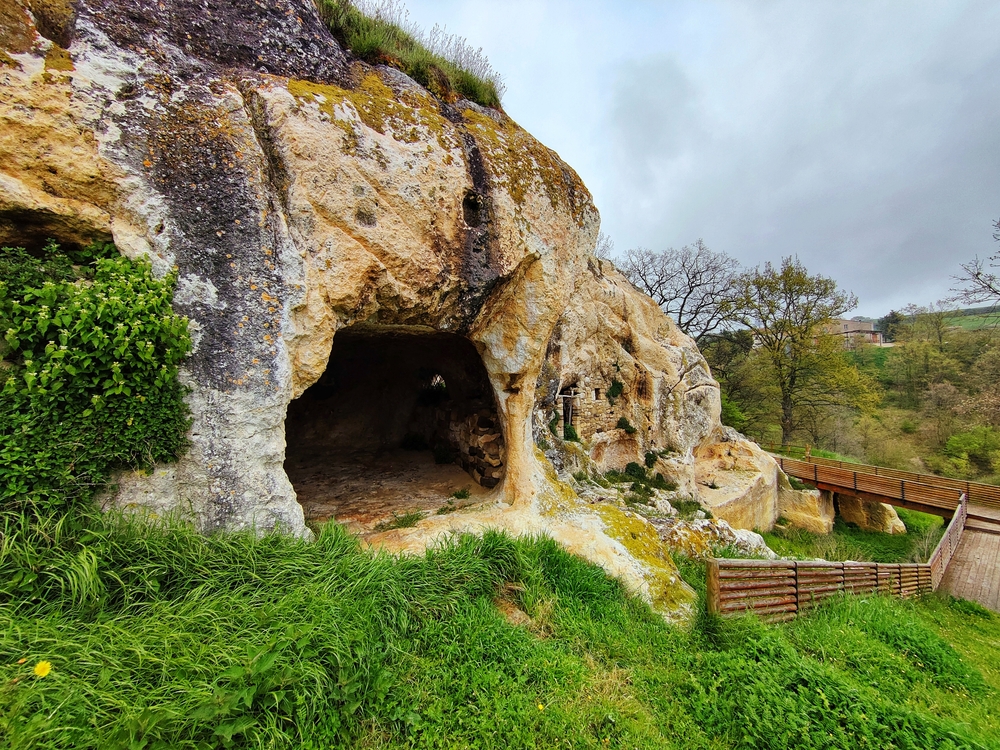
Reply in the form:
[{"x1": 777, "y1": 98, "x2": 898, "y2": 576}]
[{"x1": 0, "y1": 242, "x2": 191, "y2": 515}]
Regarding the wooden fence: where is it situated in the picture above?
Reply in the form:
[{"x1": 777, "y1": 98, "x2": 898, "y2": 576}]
[
  {"x1": 761, "y1": 443, "x2": 1000, "y2": 510},
  {"x1": 706, "y1": 494, "x2": 969, "y2": 622},
  {"x1": 928, "y1": 493, "x2": 968, "y2": 589}
]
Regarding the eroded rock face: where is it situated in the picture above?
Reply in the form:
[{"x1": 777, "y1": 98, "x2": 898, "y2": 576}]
[
  {"x1": 778, "y1": 481, "x2": 836, "y2": 535},
  {"x1": 836, "y1": 495, "x2": 907, "y2": 535},
  {"x1": 2, "y1": 0, "x2": 780, "y2": 620}
]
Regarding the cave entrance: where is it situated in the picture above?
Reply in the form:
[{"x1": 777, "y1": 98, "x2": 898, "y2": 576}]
[{"x1": 284, "y1": 324, "x2": 506, "y2": 531}]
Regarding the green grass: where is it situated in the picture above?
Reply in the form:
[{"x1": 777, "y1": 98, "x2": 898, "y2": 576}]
[
  {"x1": 944, "y1": 312, "x2": 1000, "y2": 331},
  {"x1": 1, "y1": 510, "x2": 997, "y2": 748},
  {"x1": 763, "y1": 510, "x2": 944, "y2": 564},
  {"x1": 374, "y1": 510, "x2": 425, "y2": 531},
  {"x1": 316, "y1": 0, "x2": 504, "y2": 108}
]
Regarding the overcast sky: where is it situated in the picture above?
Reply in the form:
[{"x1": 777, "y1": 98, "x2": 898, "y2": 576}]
[{"x1": 403, "y1": 0, "x2": 1000, "y2": 317}]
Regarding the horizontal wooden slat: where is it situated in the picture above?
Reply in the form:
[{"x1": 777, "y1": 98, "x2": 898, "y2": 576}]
[
  {"x1": 720, "y1": 587, "x2": 796, "y2": 602},
  {"x1": 721, "y1": 595, "x2": 798, "y2": 612}
]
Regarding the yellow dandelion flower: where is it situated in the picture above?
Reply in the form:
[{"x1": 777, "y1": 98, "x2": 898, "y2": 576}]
[
  {"x1": 537, "y1": 703, "x2": 545, "y2": 711},
  {"x1": 33, "y1": 661, "x2": 52, "y2": 678}
]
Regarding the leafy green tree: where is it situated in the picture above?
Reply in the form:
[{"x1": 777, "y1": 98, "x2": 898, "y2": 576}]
[
  {"x1": 874, "y1": 309, "x2": 903, "y2": 342},
  {"x1": 725, "y1": 256, "x2": 876, "y2": 444}
]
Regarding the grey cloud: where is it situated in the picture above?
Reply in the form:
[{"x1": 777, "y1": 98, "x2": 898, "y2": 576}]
[{"x1": 600, "y1": 1, "x2": 1000, "y2": 315}]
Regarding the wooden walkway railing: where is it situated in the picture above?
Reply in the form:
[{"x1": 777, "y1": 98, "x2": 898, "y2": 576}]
[
  {"x1": 928, "y1": 493, "x2": 969, "y2": 589},
  {"x1": 761, "y1": 443, "x2": 1000, "y2": 511},
  {"x1": 772, "y1": 455, "x2": 968, "y2": 516},
  {"x1": 706, "y1": 494, "x2": 968, "y2": 621}
]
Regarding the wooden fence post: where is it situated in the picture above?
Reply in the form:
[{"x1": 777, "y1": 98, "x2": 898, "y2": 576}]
[{"x1": 706, "y1": 559, "x2": 720, "y2": 617}]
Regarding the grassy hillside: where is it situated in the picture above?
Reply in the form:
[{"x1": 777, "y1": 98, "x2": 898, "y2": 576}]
[
  {"x1": 944, "y1": 308, "x2": 1000, "y2": 331},
  {"x1": 2, "y1": 511, "x2": 997, "y2": 749}
]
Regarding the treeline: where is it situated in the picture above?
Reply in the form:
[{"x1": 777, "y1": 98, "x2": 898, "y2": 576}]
[{"x1": 613, "y1": 219, "x2": 999, "y2": 483}]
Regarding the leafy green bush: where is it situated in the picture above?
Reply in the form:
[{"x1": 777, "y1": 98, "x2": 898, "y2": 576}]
[
  {"x1": 624, "y1": 462, "x2": 646, "y2": 481},
  {"x1": 316, "y1": 0, "x2": 504, "y2": 108},
  {"x1": 606, "y1": 378, "x2": 624, "y2": 404},
  {"x1": 615, "y1": 417, "x2": 637, "y2": 434},
  {"x1": 0, "y1": 243, "x2": 190, "y2": 516},
  {"x1": 944, "y1": 426, "x2": 1000, "y2": 473},
  {"x1": 563, "y1": 424, "x2": 580, "y2": 442}
]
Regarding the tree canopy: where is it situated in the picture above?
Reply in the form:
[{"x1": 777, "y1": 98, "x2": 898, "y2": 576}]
[{"x1": 721, "y1": 256, "x2": 876, "y2": 444}]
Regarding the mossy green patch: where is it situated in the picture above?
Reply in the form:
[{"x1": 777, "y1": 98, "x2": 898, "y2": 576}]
[
  {"x1": 287, "y1": 69, "x2": 458, "y2": 153},
  {"x1": 462, "y1": 108, "x2": 592, "y2": 225},
  {"x1": 594, "y1": 503, "x2": 696, "y2": 618}
]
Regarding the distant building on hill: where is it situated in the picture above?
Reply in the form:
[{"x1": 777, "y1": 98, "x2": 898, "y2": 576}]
[{"x1": 825, "y1": 318, "x2": 886, "y2": 347}]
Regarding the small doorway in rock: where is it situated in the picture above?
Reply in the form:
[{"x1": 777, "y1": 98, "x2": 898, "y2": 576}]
[
  {"x1": 558, "y1": 384, "x2": 580, "y2": 438},
  {"x1": 283, "y1": 325, "x2": 506, "y2": 533}
]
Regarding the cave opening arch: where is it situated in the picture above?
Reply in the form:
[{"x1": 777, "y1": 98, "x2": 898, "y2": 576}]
[{"x1": 283, "y1": 324, "x2": 506, "y2": 530}]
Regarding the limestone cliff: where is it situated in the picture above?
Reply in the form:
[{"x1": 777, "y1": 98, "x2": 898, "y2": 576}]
[{"x1": 1, "y1": 0, "x2": 786, "y2": 621}]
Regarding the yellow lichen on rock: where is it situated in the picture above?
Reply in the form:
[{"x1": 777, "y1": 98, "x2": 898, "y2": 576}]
[
  {"x1": 287, "y1": 68, "x2": 456, "y2": 151},
  {"x1": 0, "y1": 28, "x2": 118, "y2": 248},
  {"x1": 462, "y1": 107, "x2": 590, "y2": 225},
  {"x1": 594, "y1": 503, "x2": 696, "y2": 618}
]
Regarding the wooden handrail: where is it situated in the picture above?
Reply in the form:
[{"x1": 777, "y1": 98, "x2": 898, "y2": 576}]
[
  {"x1": 773, "y1": 456, "x2": 964, "y2": 516},
  {"x1": 760, "y1": 442, "x2": 1000, "y2": 508},
  {"x1": 927, "y1": 493, "x2": 968, "y2": 590}
]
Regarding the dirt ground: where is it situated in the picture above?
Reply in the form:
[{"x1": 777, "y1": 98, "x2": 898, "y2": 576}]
[{"x1": 285, "y1": 448, "x2": 492, "y2": 533}]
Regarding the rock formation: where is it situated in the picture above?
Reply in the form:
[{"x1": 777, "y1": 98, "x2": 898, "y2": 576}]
[
  {"x1": 2, "y1": 0, "x2": 791, "y2": 621},
  {"x1": 836, "y1": 495, "x2": 907, "y2": 535}
]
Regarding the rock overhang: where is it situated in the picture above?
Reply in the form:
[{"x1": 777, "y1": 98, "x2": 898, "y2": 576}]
[{"x1": 2, "y1": 0, "x2": 787, "y2": 622}]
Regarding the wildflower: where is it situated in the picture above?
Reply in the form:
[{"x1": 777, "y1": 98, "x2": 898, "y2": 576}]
[
  {"x1": 537, "y1": 703, "x2": 544, "y2": 711},
  {"x1": 33, "y1": 660, "x2": 52, "y2": 678}
]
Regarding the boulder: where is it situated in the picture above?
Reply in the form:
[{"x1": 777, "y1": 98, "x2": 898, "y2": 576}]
[
  {"x1": 836, "y1": 495, "x2": 907, "y2": 535},
  {"x1": 778, "y1": 477, "x2": 835, "y2": 534}
]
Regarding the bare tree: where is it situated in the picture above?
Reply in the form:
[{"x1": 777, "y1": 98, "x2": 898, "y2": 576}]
[
  {"x1": 618, "y1": 239, "x2": 739, "y2": 343},
  {"x1": 951, "y1": 217, "x2": 1000, "y2": 308},
  {"x1": 593, "y1": 231, "x2": 615, "y2": 260}
]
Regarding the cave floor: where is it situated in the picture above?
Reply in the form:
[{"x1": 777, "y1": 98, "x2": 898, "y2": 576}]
[{"x1": 285, "y1": 448, "x2": 492, "y2": 533}]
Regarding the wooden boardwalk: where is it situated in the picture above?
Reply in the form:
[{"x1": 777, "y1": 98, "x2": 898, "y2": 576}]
[
  {"x1": 766, "y1": 447, "x2": 1000, "y2": 613},
  {"x1": 939, "y1": 525, "x2": 1000, "y2": 612}
]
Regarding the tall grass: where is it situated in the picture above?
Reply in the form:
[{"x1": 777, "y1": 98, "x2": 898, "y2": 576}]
[
  {"x1": 763, "y1": 511, "x2": 945, "y2": 564},
  {"x1": 2, "y1": 509, "x2": 997, "y2": 748},
  {"x1": 317, "y1": 0, "x2": 505, "y2": 108}
]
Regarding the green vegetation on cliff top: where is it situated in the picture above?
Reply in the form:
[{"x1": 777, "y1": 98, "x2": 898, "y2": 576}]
[
  {"x1": 1, "y1": 510, "x2": 997, "y2": 749},
  {"x1": 317, "y1": 0, "x2": 505, "y2": 109}
]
